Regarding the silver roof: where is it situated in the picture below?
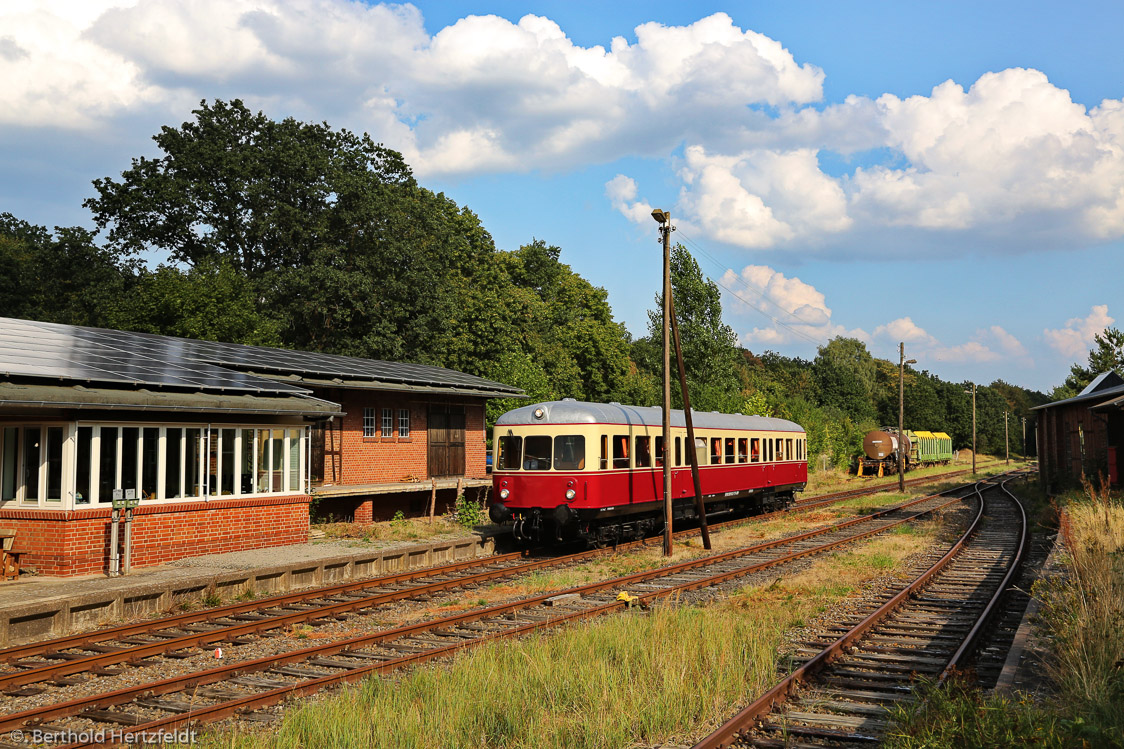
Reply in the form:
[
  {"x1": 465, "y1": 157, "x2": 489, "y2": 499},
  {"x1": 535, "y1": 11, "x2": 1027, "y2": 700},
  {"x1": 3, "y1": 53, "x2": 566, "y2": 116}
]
[
  {"x1": 1031, "y1": 371, "x2": 1124, "y2": 411},
  {"x1": 495, "y1": 399, "x2": 804, "y2": 433}
]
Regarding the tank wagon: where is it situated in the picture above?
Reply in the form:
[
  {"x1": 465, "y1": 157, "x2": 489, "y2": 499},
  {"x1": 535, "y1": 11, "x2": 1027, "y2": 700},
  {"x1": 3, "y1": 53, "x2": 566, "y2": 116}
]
[
  {"x1": 489, "y1": 399, "x2": 808, "y2": 545},
  {"x1": 858, "y1": 428, "x2": 953, "y2": 476}
]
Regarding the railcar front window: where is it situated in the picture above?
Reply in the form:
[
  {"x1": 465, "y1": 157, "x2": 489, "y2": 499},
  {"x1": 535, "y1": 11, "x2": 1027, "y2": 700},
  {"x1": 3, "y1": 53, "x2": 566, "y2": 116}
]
[
  {"x1": 498, "y1": 436, "x2": 523, "y2": 471},
  {"x1": 553, "y1": 435, "x2": 586, "y2": 470},
  {"x1": 523, "y1": 436, "x2": 552, "y2": 471}
]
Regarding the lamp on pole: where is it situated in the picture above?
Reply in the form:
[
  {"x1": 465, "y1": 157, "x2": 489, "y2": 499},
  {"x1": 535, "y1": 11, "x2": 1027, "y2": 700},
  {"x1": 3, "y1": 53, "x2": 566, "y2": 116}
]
[
  {"x1": 652, "y1": 208, "x2": 673, "y2": 557},
  {"x1": 897, "y1": 343, "x2": 917, "y2": 492},
  {"x1": 965, "y1": 383, "x2": 977, "y2": 475}
]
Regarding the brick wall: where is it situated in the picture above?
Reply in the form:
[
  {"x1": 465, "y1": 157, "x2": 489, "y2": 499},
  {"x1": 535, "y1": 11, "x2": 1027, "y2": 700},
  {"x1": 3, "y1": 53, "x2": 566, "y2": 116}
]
[
  {"x1": 0, "y1": 495, "x2": 310, "y2": 577},
  {"x1": 316, "y1": 390, "x2": 488, "y2": 485}
]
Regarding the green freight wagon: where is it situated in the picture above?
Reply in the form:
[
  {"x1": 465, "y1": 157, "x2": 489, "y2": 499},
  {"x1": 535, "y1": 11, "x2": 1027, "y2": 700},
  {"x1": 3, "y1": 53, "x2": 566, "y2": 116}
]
[{"x1": 911, "y1": 430, "x2": 953, "y2": 466}]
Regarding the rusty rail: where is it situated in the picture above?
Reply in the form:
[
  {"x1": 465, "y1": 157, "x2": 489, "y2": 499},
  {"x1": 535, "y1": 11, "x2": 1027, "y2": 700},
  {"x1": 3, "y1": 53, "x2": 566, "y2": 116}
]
[
  {"x1": 692, "y1": 473, "x2": 1026, "y2": 749},
  {"x1": 3, "y1": 487, "x2": 975, "y2": 740}
]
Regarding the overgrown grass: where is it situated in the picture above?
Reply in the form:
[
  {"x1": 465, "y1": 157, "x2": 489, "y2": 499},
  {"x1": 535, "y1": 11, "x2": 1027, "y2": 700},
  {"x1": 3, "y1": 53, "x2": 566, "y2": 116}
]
[
  {"x1": 194, "y1": 526, "x2": 934, "y2": 749},
  {"x1": 884, "y1": 679, "x2": 1070, "y2": 748},
  {"x1": 314, "y1": 514, "x2": 469, "y2": 544},
  {"x1": 1040, "y1": 477, "x2": 1124, "y2": 744},
  {"x1": 887, "y1": 475, "x2": 1124, "y2": 748}
]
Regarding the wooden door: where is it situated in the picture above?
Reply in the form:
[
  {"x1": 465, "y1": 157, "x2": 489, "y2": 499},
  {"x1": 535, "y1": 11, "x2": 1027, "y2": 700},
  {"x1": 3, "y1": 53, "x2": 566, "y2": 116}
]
[{"x1": 428, "y1": 406, "x2": 465, "y2": 477}]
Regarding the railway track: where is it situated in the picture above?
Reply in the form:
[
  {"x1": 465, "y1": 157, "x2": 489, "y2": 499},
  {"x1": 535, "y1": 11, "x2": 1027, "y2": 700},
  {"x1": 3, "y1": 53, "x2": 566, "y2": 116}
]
[
  {"x1": 0, "y1": 460, "x2": 992, "y2": 689},
  {"x1": 0, "y1": 480, "x2": 986, "y2": 746},
  {"x1": 693, "y1": 473, "x2": 1028, "y2": 748}
]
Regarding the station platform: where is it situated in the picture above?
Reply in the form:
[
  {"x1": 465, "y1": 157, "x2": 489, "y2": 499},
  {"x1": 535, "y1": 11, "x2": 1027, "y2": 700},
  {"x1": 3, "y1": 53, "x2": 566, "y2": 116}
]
[{"x1": 0, "y1": 530, "x2": 499, "y2": 649}]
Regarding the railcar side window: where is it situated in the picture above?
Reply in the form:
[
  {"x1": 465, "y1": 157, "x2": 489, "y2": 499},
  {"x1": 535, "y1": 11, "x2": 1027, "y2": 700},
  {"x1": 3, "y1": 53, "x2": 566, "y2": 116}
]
[
  {"x1": 498, "y1": 436, "x2": 523, "y2": 470},
  {"x1": 635, "y1": 436, "x2": 652, "y2": 468},
  {"x1": 675, "y1": 437, "x2": 682, "y2": 467},
  {"x1": 737, "y1": 438, "x2": 748, "y2": 463},
  {"x1": 553, "y1": 435, "x2": 585, "y2": 471},
  {"x1": 613, "y1": 435, "x2": 629, "y2": 469},
  {"x1": 710, "y1": 438, "x2": 721, "y2": 465},
  {"x1": 775, "y1": 438, "x2": 783, "y2": 461},
  {"x1": 724, "y1": 437, "x2": 735, "y2": 464},
  {"x1": 786, "y1": 439, "x2": 793, "y2": 461},
  {"x1": 600, "y1": 435, "x2": 608, "y2": 470},
  {"x1": 655, "y1": 436, "x2": 665, "y2": 468},
  {"x1": 766, "y1": 439, "x2": 773, "y2": 462},
  {"x1": 751, "y1": 438, "x2": 760, "y2": 462},
  {"x1": 523, "y1": 436, "x2": 552, "y2": 470}
]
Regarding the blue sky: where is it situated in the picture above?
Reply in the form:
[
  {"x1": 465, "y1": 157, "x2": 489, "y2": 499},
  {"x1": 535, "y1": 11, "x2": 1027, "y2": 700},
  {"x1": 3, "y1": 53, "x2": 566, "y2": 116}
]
[{"x1": 3, "y1": 1, "x2": 1122, "y2": 393}]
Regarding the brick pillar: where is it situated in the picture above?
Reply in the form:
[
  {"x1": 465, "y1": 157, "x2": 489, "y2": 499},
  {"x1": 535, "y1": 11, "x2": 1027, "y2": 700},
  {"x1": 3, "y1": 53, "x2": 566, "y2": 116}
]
[{"x1": 354, "y1": 499, "x2": 373, "y2": 523}]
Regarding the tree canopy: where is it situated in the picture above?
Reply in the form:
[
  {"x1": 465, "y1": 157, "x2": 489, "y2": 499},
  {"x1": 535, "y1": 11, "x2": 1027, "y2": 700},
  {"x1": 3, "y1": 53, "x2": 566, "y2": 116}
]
[{"x1": 1056, "y1": 327, "x2": 1124, "y2": 398}]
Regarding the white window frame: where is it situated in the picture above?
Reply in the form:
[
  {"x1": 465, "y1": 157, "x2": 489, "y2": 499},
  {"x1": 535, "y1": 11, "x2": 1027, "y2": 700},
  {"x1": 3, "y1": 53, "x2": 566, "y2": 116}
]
[
  {"x1": 363, "y1": 408, "x2": 377, "y2": 438},
  {"x1": 381, "y1": 408, "x2": 394, "y2": 438},
  {"x1": 397, "y1": 409, "x2": 410, "y2": 438}
]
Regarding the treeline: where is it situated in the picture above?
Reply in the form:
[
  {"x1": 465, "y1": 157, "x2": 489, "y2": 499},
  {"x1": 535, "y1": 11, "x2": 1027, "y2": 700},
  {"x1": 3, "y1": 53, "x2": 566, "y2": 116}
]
[{"x1": 3, "y1": 100, "x2": 1053, "y2": 467}]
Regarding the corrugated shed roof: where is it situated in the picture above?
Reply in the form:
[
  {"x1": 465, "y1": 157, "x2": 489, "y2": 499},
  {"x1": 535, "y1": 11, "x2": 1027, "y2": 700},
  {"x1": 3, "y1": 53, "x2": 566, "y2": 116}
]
[{"x1": 1031, "y1": 372, "x2": 1124, "y2": 411}]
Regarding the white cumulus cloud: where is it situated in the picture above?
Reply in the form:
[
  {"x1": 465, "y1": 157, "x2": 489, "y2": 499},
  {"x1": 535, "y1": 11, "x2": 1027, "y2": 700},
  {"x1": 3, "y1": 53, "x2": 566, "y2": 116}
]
[
  {"x1": 720, "y1": 265, "x2": 866, "y2": 346},
  {"x1": 1043, "y1": 304, "x2": 1115, "y2": 358},
  {"x1": 4, "y1": 4, "x2": 1124, "y2": 255}
]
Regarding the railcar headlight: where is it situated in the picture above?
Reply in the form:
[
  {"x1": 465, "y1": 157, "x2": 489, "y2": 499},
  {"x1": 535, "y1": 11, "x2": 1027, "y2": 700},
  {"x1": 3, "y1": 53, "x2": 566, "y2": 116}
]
[
  {"x1": 499, "y1": 489, "x2": 510, "y2": 499},
  {"x1": 565, "y1": 489, "x2": 576, "y2": 500}
]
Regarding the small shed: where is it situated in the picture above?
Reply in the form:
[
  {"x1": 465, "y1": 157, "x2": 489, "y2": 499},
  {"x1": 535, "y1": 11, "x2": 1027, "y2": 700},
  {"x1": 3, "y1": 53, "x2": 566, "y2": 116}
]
[{"x1": 1032, "y1": 371, "x2": 1124, "y2": 490}]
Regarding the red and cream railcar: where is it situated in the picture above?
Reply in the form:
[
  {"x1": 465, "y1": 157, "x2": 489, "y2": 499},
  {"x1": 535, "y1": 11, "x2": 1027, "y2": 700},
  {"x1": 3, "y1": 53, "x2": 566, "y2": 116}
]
[{"x1": 489, "y1": 400, "x2": 808, "y2": 545}]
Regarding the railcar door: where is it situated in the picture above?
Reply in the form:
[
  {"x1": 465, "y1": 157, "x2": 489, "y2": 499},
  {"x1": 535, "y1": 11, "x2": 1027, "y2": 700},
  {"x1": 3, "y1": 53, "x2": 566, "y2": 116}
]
[{"x1": 629, "y1": 427, "x2": 659, "y2": 505}]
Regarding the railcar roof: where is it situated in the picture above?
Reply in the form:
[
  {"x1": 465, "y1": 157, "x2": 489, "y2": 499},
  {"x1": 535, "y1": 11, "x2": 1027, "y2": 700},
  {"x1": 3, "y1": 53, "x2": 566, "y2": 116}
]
[{"x1": 495, "y1": 399, "x2": 805, "y2": 433}]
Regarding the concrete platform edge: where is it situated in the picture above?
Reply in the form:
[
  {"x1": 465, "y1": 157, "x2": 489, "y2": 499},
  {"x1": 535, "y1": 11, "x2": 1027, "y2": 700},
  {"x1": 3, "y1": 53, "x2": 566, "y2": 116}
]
[
  {"x1": 0, "y1": 534, "x2": 495, "y2": 648},
  {"x1": 993, "y1": 530, "x2": 1065, "y2": 694}
]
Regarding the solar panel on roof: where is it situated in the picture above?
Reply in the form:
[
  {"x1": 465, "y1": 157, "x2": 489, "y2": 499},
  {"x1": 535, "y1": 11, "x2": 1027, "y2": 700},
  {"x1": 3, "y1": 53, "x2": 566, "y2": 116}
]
[
  {"x1": 0, "y1": 318, "x2": 310, "y2": 395},
  {"x1": 0, "y1": 316, "x2": 522, "y2": 396}
]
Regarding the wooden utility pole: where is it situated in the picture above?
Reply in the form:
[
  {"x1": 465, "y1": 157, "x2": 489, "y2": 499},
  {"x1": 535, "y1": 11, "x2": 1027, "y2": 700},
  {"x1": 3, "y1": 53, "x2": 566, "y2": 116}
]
[
  {"x1": 653, "y1": 209, "x2": 674, "y2": 557},
  {"x1": 971, "y1": 384, "x2": 977, "y2": 475},
  {"x1": 1022, "y1": 417, "x2": 1027, "y2": 459},
  {"x1": 1004, "y1": 411, "x2": 1010, "y2": 465},
  {"x1": 670, "y1": 293, "x2": 710, "y2": 550},
  {"x1": 897, "y1": 343, "x2": 916, "y2": 492}
]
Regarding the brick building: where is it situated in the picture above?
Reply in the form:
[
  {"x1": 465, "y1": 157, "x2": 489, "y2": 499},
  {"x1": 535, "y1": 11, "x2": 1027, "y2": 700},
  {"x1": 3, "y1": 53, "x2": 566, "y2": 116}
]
[
  {"x1": 0, "y1": 317, "x2": 521, "y2": 576},
  {"x1": 1033, "y1": 371, "x2": 1124, "y2": 491}
]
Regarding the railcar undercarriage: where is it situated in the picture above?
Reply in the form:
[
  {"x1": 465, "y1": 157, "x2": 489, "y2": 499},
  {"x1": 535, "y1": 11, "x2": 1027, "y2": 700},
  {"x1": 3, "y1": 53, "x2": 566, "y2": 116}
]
[{"x1": 501, "y1": 489, "x2": 798, "y2": 547}]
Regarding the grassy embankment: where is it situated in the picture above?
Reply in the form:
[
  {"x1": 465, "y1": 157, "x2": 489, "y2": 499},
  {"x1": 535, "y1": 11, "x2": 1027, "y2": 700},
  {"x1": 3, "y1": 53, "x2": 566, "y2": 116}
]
[
  {"x1": 193, "y1": 501, "x2": 943, "y2": 748},
  {"x1": 885, "y1": 476, "x2": 1124, "y2": 748}
]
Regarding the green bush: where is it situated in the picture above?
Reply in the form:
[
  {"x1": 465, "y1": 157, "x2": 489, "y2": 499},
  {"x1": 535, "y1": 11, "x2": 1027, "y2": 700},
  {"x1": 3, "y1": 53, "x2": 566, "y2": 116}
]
[{"x1": 451, "y1": 494, "x2": 486, "y2": 528}]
